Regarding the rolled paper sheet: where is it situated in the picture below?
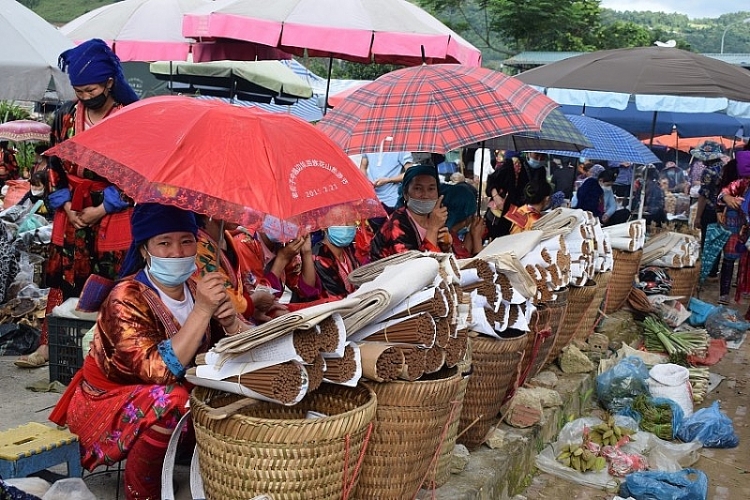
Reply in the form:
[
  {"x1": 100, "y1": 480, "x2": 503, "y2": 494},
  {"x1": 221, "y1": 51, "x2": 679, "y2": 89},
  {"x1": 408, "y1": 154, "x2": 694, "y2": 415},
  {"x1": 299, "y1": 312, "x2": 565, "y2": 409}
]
[
  {"x1": 346, "y1": 250, "x2": 425, "y2": 286},
  {"x1": 475, "y1": 230, "x2": 545, "y2": 260},
  {"x1": 358, "y1": 341, "x2": 406, "y2": 382}
]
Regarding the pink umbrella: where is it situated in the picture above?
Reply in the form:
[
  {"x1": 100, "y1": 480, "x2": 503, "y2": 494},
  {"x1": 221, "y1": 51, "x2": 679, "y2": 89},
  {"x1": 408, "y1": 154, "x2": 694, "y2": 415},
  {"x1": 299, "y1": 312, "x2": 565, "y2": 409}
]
[
  {"x1": 182, "y1": 0, "x2": 481, "y2": 66},
  {"x1": 0, "y1": 120, "x2": 51, "y2": 142},
  {"x1": 61, "y1": 0, "x2": 289, "y2": 62}
]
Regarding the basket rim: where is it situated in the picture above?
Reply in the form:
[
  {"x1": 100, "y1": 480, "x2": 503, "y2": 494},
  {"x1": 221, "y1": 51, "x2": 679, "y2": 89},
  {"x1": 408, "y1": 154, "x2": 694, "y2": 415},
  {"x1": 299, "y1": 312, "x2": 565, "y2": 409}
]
[{"x1": 191, "y1": 383, "x2": 377, "y2": 428}]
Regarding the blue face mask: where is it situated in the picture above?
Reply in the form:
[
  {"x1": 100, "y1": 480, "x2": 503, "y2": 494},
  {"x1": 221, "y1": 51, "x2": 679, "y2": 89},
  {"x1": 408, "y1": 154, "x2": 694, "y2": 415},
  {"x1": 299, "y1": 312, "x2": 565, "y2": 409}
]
[
  {"x1": 327, "y1": 226, "x2": 357, "y2": 247},
  {"x1": 527, "y1": 158, "x2": 544, "y2": 169},
  {"x1": 147, "y1": 252, "x2": 197, "y2": 287}
]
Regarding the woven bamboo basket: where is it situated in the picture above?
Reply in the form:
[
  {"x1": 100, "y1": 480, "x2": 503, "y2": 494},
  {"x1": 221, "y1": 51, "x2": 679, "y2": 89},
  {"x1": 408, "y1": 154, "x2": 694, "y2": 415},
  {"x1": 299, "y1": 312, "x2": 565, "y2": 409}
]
[
  {"x1": 457, "y1": 332, "x2": 528, "y2": 450},
  {"x1": 191, "y1": 383, "x2": 377, "y2": 500},
  {"x1": 668, "y1": 266, "x2": 698, "y2": 305},
  {"x1": 604, "y1": 249, "x2": 643, "y2": 314},
  {"x1": 548, "y1": 282, "x2": 596, "y2": 363},
  {"x1": 355, "y1": 368, "x2": 463, "y2": 499},
  {"x1": 526, "y1": 305, "x2": 557, "y2": 380},
  {"x1": 574, "y1": 271, "x2": 612, "y2": 342}
]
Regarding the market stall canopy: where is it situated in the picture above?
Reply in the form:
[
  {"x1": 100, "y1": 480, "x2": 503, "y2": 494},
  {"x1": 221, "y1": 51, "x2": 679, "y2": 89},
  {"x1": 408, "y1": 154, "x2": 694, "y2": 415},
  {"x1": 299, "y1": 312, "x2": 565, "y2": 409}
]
[
  {"x1": 61, "y1": 0, "x2": 289, "y2": 62},
  {"x1": 0, "y1": 0, "x2": 75, "y2": 102},
  {"x1": 150, "y1": 60, "x2": 313, "y2": 104},
  {"x1": 182, "y1": 0, "x2": 481, "y2": 66},
  {"x1": 516, "y1": 46, "x2": 750, "y2": 119}
]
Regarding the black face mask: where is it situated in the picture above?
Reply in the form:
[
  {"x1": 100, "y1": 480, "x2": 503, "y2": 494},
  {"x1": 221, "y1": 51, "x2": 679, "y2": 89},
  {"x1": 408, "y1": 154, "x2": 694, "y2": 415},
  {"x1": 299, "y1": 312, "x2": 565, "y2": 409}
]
[{"x1": 81, "y1": 91, "x2": 108, "y2": 110}]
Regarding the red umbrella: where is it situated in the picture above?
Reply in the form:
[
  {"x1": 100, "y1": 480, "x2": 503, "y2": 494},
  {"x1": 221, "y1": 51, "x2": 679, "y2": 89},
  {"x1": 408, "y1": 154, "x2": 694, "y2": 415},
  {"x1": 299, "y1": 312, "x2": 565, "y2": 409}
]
[
  {"x1": 46, "y1": 96, "x2": 384, "y2": 237},
  {"x1": 317, "y1": 64, "x2": 559, "y2": 154},
  {"x1": 0, "y1": 120, "x2": 51, "y2": 142}
]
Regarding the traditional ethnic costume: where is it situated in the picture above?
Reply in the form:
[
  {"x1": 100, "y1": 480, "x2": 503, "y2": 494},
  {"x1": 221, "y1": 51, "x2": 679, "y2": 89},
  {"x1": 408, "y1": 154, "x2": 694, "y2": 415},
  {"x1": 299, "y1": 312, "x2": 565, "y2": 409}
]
[
  {"x1": 43, "y1": 39, "x2": 140, "y2": 346},
  {"x1": 312, "y1": 239, "x2": 360, "y2": 299},
  {"x1": 50, "y1": 204, "x2": 224, "y2": 500},
  {"x1": 505, "y1": 204, "x2": 543, "y2": 234}
]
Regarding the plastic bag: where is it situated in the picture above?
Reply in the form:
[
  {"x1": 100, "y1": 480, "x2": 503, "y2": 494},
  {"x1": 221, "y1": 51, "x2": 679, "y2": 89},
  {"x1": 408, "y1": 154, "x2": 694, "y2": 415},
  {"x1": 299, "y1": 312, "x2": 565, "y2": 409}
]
[
  {"x1": 619, "y1": 468, "x2": 708, "y2": 500},
  {"x1": 676, "y1": 401, "x2": 739, "y2": 448},
  {"x1": 628, "y1": 395, "x2": 684, "y2": 440},
  {"x1": 597, "y1": 356, "x2": 650, "y2": 412},
  {"x1": 704, "y1": 306, "x2": 750, "y2": 341},
  {"x1": 687, "y1": 297, "x2": 718, "y2": 327}
]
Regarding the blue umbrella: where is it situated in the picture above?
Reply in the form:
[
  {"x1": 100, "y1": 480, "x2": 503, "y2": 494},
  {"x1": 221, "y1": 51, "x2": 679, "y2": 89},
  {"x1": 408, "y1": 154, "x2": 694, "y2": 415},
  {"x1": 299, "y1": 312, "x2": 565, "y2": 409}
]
[{"x1": 533, "y1": 114, "x2": 662, "y2": 164}]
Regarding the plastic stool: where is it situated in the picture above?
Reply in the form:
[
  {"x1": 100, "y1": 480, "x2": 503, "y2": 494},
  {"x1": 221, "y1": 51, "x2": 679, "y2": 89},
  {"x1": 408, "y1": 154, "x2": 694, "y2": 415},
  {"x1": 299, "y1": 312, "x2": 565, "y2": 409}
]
[{"x1": 0, "y1": 422, "x2": 82, "y2": 479}]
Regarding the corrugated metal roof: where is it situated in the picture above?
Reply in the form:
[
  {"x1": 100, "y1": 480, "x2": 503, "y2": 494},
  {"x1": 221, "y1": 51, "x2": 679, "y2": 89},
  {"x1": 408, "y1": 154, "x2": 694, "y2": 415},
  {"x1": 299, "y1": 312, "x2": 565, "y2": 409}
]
[{"x1": 504, "y1": 51, "x2": 750, "y2": 68}]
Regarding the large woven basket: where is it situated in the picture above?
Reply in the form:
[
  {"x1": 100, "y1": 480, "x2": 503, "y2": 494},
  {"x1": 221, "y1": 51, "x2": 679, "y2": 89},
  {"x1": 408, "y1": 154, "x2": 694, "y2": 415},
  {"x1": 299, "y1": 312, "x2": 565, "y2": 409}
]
[
  {"x1": 668, "y1": 266, "x2": 699, "y2": 305},
  {"x1": 525, "y1": 305, "x2": 556, "y2": 380},
  {"x1": 355, "y1": 368, "x2": 463, "y2": 500},
  {"x1": 457, "y1": 332, "x2": 528, "y2": 450},
  {"x1": 548, "y1": 282, "x2": 596, "y2": 363},
  {"x1": 425, "y1": 369, "x2": 470, "y2": 489},
  {"x1": 605, "y1": 249, "x2": 643, "y2": 314},
  {"x1": 191, "y1": 383, "x2": 377, "y2": 500},
  {"x1": 575, "y1": 271, "x2": 612, "y2": 342}
]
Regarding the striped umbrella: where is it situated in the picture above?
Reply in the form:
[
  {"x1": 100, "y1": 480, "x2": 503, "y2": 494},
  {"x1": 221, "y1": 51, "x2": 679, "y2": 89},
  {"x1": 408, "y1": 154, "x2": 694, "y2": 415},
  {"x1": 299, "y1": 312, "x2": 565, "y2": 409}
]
[
  {"x1": 317, "y1": 64, "x2": 558, "y2": 154},
  {"x1": 533, "y1": 114, "x2": 661, "y2": 164}
]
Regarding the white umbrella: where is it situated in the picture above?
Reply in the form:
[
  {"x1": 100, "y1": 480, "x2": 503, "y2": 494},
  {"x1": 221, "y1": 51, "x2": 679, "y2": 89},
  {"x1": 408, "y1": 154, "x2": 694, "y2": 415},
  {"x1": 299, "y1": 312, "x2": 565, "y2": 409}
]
[
  {"x1": 0, "y1": 0, "x2": 74, "y2": 101},
  {"x1": 61, "y1": 0, "x2": 288, "y2": 62}
]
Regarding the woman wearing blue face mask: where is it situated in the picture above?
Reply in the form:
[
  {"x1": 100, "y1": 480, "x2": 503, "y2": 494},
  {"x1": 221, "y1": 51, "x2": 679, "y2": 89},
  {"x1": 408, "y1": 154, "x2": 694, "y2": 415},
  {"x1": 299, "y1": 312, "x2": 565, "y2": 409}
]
[
  {"x1": 49, "y1": 203, "x2": 249, "y2": 500},
  {"x1": 370, "y1": 164, "x2": 449, "y2": 260},
  {"x1": 313, "y1": 223, "x2": 363, "y2": 299}
]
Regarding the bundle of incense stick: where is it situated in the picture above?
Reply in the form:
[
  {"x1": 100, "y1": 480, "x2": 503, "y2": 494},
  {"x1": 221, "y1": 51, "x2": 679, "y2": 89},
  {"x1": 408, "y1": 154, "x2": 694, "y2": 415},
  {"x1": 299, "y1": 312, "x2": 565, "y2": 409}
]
[
  {"x1": 397, "y1": 345, "x2": 426, "y2": 381},
  {"x1": 485, "y1": 306, "x2": 506, "y2": 332},
  {"x1": 423, "y1": 346, "x2": 446, "y2": 374},
  {"x1": 222, "y1": 361, "x2": 307, "y2": 405},
  {"x1": 461, "y1": 258, "x2": 494, "y2": 282},
  {"x1": 323, "y1": 344, "x2": 357, "y2": 383},
  {"x1": 389, "y1": 287, "x2": 446, "y2": 320},
  {"x1": 435, "y1": 282, "x2": 452, "y2": 317},
  {"x1": 306, "y1": 354, "x2": 325, "y2": 392},
  {"x1": 435, "y1": 316, "x2": 452, "y2": 348},
  {"x1": 317, "y1": 316, "x2": 342, "y2": 353},
  {"x1": 444, "y1": 330, "x2": 468, "y2": 368},
  {"x1": 495, "y1": 273, "x2": 514, "y2": 302},
  {"x1": 292, "y1": 327, "x2": 320, "y2": 363},
  {"x1": 365, "y1": 312, "x2": 436, "y2": 346},
  {"x1": 358, "y1": 342, "x2": 405, "y2": 382}
]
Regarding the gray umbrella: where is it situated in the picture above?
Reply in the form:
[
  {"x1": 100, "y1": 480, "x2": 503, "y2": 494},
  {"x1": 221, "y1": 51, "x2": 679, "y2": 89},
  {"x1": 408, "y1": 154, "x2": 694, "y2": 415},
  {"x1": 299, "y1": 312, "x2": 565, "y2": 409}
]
[
  {"x1": 516, "y1": 46, "x2": 750, "y2": 119},
  {"x1": 0, "y1": 0, "x2": 75, "y2": 102}
]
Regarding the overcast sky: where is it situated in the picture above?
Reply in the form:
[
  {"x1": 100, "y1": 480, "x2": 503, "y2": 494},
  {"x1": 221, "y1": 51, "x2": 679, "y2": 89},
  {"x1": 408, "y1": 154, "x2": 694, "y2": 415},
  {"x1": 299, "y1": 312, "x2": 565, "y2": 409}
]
[{"x1": 599, "y1": 1, "x2": 743, "y2": 20}]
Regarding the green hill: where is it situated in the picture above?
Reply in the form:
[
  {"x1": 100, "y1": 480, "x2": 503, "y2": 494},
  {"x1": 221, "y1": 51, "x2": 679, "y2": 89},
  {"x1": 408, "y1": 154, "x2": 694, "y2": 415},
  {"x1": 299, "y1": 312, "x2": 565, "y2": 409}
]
[{"x1": 29, "y1": 0, "x2": 115, "y2": 25}]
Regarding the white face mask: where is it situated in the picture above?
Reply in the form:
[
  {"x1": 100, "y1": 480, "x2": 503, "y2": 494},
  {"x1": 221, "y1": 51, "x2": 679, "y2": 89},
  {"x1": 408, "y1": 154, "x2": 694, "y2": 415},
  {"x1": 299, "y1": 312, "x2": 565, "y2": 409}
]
[
  {"x1": 600, "y1": 184, "x2": 612, "y2": 192},
  {"x1": 406, "y1": 197, "x2": 438, "y2": 215},
  {"x1": 31, "y1": 188, "x2": 44, "y2": 197}
]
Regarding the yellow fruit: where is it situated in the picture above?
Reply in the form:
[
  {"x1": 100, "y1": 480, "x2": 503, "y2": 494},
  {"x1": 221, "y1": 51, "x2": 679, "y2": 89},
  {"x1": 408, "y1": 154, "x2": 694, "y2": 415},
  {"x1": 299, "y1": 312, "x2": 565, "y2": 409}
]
[{"x1": 573, "y1": 447, "x2": 584, "y2": 456}]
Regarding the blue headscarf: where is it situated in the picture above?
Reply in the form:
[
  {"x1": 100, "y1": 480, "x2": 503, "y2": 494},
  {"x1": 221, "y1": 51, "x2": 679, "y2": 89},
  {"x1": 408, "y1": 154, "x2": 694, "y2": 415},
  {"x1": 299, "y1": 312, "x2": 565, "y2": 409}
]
[
  {"x1": 119, "y1": 203, "x2": 199, "y2": 278},
  {"x1": 59, "y1": 39, "x2": 139, "y2": 105},
  {"x1": 441, "y1": 182, "x2": 478, "y2": 229},
  {"x1": 397, "y1": 164, "x2": 440, "y2": 207}
]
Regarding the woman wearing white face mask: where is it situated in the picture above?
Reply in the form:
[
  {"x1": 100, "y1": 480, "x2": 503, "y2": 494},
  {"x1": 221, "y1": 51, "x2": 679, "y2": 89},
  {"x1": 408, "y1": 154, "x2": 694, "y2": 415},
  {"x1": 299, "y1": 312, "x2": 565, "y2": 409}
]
[
  {"x1": 598, "y1": 169, "x2": 631, "y2": 226},
  {"x1": 15, "y1": 170, "x2": 53, "y2": 220},
  {"x1": 50, "y1": 203, "x2": 249, "y2": 500},
  {"x1": 370, "y1": 164, "x2": 449, "y2": 260},
  {"x1": 313, "y1": 222, "x2": 364, "y2": 299}
]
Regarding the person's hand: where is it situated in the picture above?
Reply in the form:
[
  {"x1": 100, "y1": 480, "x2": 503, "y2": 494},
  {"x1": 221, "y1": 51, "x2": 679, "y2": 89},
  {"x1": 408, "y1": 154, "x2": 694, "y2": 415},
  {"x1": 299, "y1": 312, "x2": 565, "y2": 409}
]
[
  {"x1": 601, "y1": 214, "x2": 610, "y2": 223},
  {"x1": 374, "y1": 177, "x2": 390, "y2": 188},
  {"x1": 250, "y1": 290, "x2": 276, "y2": 313},
  {"x1": 78, "y1": 205, "x2": 107, "y2": 226},
  {"x1": 276, "y1": 235, "x2": 306, "y2": 262},
  {"x1": 469, "y1": 215, "x2": 485, "y2": 238},
  {"x1": 426, "y1": 195, "x2": 448, "y2": 230},
  {"x1": 725, "y1": 195, "x2": 744, "y2": 210},
  {"x1": 299, "y1": 233, "x2": 312, "y2": 256},
  {"x1": 193, "y1": 272, "x2": 230, "y2": 318},
  {"x1": 64, "y1": 206, "x2": 86, "y2": 229},
  {"x1": 213, "y1": 297, "x2": 240, "y2": 332}
]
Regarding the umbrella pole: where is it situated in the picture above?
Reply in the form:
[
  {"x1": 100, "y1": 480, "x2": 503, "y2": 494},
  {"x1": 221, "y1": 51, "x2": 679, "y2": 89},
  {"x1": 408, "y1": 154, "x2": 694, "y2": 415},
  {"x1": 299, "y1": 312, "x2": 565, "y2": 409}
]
[
  {"x1": 169, "y1": 61, "x2": 173, "y2": 95},
  {"x1": 216, "y1": 220, "x2": 225, "y2": 272},
  {"x1": 477, "y1": 141, "x2": 486, "y2": 216},
  {"x1": 322, "y1": 56, "x2": 333, "y2": 116},
  {"x1": 648, "y1": 111, "x2": 658, "y2": 149}
]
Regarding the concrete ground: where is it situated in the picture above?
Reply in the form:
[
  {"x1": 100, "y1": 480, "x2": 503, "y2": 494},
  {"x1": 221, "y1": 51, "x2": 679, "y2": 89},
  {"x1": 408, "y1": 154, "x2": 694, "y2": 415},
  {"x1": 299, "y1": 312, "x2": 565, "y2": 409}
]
[{"x1": 2, "y1": 276, "x2": 748, "y2": 499}]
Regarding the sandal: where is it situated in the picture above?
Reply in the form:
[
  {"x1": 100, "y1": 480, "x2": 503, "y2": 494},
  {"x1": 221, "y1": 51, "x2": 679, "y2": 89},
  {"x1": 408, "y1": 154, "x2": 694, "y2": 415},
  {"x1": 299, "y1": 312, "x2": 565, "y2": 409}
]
[{"x1": 14, "y1": 351, "x2": 48, "y2": 368}]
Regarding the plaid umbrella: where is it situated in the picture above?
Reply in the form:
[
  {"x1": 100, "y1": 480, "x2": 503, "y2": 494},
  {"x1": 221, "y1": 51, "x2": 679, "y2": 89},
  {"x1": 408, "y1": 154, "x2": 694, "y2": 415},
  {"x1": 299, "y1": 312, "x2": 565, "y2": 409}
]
[
  {"x1": 316, "y1": 64, "x2": 558, "y2": 154},
  {"x1": 533, "y1": 114, "x2": 661, "y2": 164},
  {"x1": 700, "y1": 223, "x2": 731, "y2": 283}
]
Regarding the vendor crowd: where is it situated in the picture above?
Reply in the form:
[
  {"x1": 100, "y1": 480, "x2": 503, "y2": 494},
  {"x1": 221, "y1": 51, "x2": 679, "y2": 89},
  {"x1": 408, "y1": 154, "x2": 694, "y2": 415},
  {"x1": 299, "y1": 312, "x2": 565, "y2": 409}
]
[{"x1": 1, "y1": 37, "x2": 748, "y2": 500}]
